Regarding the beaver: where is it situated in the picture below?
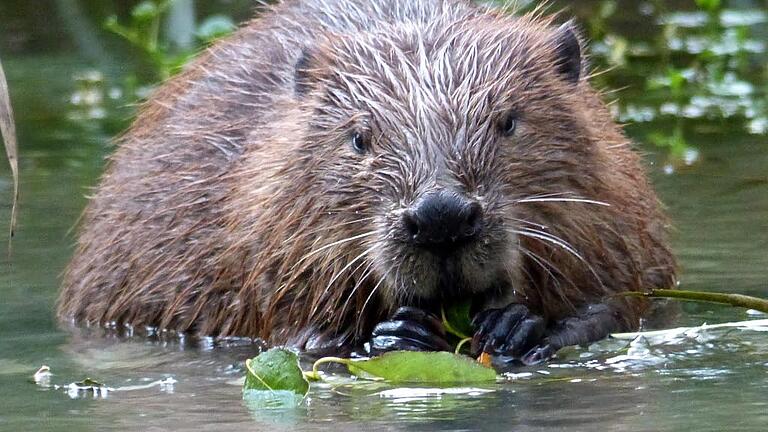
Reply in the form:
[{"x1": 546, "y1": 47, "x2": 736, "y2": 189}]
[{"x1": 58, "y1": 0, "x2": 677, "y2": 365}]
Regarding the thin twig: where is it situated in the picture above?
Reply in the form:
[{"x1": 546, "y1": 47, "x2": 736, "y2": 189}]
[
  {"x1": 621, "y1": 289, "x2": 768, "y2": 313},
  {"x1": 0, "y1": 58, "x2": 19, "y2": 250}
]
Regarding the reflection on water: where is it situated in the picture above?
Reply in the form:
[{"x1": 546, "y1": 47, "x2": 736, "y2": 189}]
[{"x1": 0, "y1": 0, "x2": 766, "y2": 431}]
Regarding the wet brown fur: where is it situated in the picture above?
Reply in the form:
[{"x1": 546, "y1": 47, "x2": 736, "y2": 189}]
[{"x1": 58, "y1": 0, "x2": 676, "y2": 350}]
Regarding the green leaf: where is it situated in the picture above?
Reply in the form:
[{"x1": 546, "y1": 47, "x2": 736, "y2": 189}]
[
  {"x1": 442, "y1": 302, "x2": 474, "y2": 339},
  {"x1": 243, "y1": 348, "x2": 309, "y2": 396},
  {"x1": 322, "y1": 351, "x2": 497, "y2": 384}
]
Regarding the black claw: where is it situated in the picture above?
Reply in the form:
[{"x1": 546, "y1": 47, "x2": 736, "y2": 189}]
[
  {"x1": 369, "y1": 334, "x2": 439, "y2": 355},
  {"x1": 487, "y1": 304, "x2": 529, "y2": 352},
  {"x1": 470, "y1": 308, "x2": 496, "y2": 328},
  {"x1": 389, "y1": 306, "x2": 447, "y2": 338},
  {"x1": 521, "y1": 344, "x2": 556, "y2": 365},
  {"x1": 505, "y1": 316, "x2": 546, "y2": 357},
  {"x1": 471, "y1": 303, "x2": 549, "y2": 362},
  {"x1": 367, "y1": 307, "x2": 451, "y2": 356},
  {"x1": 372, "y1": 319, "x2": 441, "y2": 345},
  {"x1": 470, "y1": 308, "x2": 502, "y2": 353}
]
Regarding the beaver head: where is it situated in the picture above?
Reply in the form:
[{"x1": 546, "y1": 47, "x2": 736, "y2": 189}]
[{"x1": 275, "y1": 15, "x2": 589, "y2": 313}]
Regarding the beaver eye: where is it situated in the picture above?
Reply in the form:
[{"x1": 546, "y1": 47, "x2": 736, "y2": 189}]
[
  {"x1": 499, "y1": 112, "x2": 518, "y2": 137},
  {"x1": 351, "y1": 131, "x2": 370, "y2": 154}
]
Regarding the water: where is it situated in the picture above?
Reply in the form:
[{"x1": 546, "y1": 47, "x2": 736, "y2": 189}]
[{"x1": 1, "y1": 1, "x2": 766, "y2": 431}]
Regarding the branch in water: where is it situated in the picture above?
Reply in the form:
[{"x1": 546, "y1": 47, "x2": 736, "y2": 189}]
[{"x1": 622, "y1": 289, "x2": 768, "y2": 314}]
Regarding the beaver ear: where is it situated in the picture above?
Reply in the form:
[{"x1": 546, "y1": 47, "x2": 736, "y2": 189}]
[
  {"x1": 552, "y1": 21, "x2": 582, "y2": 84},
  {"x1": 294, "y1": 47, "x2": 319, "y2": 98}
]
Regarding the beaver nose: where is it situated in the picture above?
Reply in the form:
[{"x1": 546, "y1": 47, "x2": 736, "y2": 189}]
[{"x1": 403, "y1": 191, "x2": 483, "y2": 252}]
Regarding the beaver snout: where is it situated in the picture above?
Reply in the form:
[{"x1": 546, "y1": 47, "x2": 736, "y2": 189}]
[{"x1": 402, "y1": 190, "x2": 483, "y2": 255}]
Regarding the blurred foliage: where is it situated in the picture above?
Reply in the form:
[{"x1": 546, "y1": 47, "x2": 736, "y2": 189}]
[
  {"x1": 104, "y1": 0, "x2": 235, "y2": 81},
  {"x1": 2, "y1": 0, "x2": 763, "y2": 166},
  {"x1": 565, "y1": 0, "x2": 767, "y2": 169},
  {"x1": 99, "y1": 0, "x2": 760, "y2": 168}
]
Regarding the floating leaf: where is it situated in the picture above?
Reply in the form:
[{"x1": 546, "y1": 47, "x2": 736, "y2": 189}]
[
  {"x1": 314, "y1": 351, "x2": 497, "y2": 384},
  {"x1": 243, "y1": 348, "x2": 309, "y2": 396}
]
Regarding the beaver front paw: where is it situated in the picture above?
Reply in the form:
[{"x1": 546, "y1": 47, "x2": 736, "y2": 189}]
[
  {"x1": 367, "y1": 306, "x2": 452, "y2": 356},
  {"x1": 471, "y1": 303, "x2": 552, "y2": 366}
]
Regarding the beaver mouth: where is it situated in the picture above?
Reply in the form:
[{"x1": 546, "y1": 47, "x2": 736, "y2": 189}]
[
  {"x1": 383, "y1": 233, "x2": 510, "y2": 306},
  {"x1": 433, "y1": 251, "x2": 489, "y2": 296}
]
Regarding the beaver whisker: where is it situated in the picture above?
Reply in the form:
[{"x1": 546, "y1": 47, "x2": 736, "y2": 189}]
[
  {"x1": 356, "y1": 266, "x2": 392, "y2": 337},
  {"x1": 285, "y1": 216, "x2": 377, "y2": 243},
  {"x1": 291, "y1": 230, "x2": 378, "y2": 271},
  {"x1": 514, "y1": 191, "x2": 595, "y2": 200},
  {"x1": 503, "y1": 191, "x2": 611, "y2": 207},
  {"x1": 519, "y1": 247, "x2": 576, "y2": 312},
  {"x1": 515, "y1": 197, "x2": 610, "y2": 207},
  {"x1": 521, "y1": 248, "x2": 562, "y2": 288},
  {"x1": 311, "y1": 244, "x2": 378, "y2": 318},
  {"x1": 509, "y1": 217, "x2": 550, "y2": 230},
  {"x1": 392, "y1": 259, "x2": 409, "y2": 306},
  {"x1": 513, "y1": 226, "x2": 606, "y2": 292},
  {"x1": 512, "y1": 228, "x2": 585, "y2": 262},
  {"x1": 336, "y1": 258, "x2": 377, "y2": 325}
]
